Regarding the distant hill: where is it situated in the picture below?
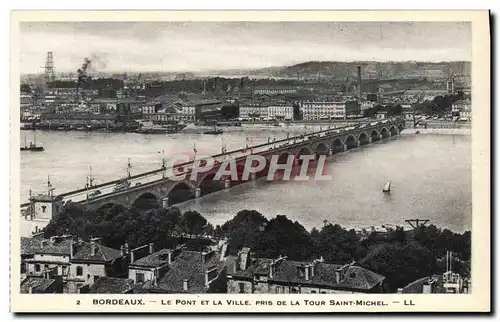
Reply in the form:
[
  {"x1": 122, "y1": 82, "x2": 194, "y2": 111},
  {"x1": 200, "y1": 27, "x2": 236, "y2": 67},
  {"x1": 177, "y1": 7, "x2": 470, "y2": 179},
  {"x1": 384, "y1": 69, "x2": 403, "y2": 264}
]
[{"x1": 206, "y1": 61, "x2": 471, "y2": 80}]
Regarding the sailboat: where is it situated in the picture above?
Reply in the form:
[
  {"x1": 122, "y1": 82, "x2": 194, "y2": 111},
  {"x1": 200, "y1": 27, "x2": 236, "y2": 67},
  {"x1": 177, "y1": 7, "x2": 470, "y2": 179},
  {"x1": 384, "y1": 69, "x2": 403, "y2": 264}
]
[
  {"x1": 21, "y1": 131, "x2": 44, "y2": 152},
  {"x1": 382, "y1": 181, "x2": 391, "y2": 193}
]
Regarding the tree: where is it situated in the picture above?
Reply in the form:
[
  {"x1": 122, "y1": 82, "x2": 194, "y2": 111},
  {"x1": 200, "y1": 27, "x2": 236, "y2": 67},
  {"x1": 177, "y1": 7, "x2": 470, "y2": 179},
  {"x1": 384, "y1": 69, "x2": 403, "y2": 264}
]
[
  {"x1": 180, "y1": 210, "x2": 208, "y2": 237},
  {"x1": 360, "y1": 243, "x2": 437, "y2": 292},
  {"x1": 310, "y1": 223, "x2": 360, "y2": 264}
]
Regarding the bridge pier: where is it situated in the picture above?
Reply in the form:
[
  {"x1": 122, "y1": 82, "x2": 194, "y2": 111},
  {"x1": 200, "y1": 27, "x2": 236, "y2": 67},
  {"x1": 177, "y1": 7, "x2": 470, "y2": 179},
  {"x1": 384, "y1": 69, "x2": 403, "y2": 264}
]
[
  {"x1": 357, "y1": 141, "x2": 361, "y2": 147},
  {"x1": 328, "y1": 148, "x2": 333, "y2": 156},
  {"x1": 161, "y1": 197, "x2": 169, "y2": 209},
  {"x1": 343, "y1": 144, "x2": 348, "y2": 152},
  {"x1": 195, "y1": 187, "x2": 202, "y2": 198},
  {"x1": 379, "y1": 134, "x2": 383, "y2": 140},
  {"x1": 224, "y1": 179, "x2": 231, "y2": 189},
  {"x1": 369, "y1": 137, "x2": 372, "y2": 144}
]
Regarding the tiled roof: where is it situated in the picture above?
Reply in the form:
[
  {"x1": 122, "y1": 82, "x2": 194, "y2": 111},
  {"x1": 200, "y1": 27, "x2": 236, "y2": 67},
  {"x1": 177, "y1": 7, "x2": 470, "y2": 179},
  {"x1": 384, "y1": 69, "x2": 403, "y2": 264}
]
[
  {"x1": 89, "y1": 277, "x2": 135, "y2": 294},
  {"x1": 154, "y1": 250, "x2": 225, "y2": 293},
  {"x1": 20, "y1": 277, "x2": 55, "y2": 293},
  {"x1": 21, "y1": 238, "x2": 72, "y2": 256},
  {"x1": 232, "y1": 259, "x2": 385, "y2": 291},
  {"x1": 130, "y1": 249, "x2": 171, "y2": 268},
  {"x1": 71, "y1": 243, "x2": 123, "y2": 263}
]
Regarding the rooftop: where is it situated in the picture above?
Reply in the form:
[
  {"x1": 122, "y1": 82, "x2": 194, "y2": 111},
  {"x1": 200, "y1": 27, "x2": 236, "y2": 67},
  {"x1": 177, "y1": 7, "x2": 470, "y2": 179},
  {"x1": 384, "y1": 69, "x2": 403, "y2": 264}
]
[
  {"x1": 130, "y1": 249, "x2": 171, "y2": 268},
  {"x1": 20, "y1": 277, "x2": 56, "y2": 293},
  {"x1": 71, "y1": 242, "x2": 123, "y2": 263},
  {"x1": 21, "y1": 237, "x2": 73, "y2": 256},
  {"x1": 89, "y1": 277, "x2": 135, "y2": 294},
  {"x1": 231, "y1": 257, "x2": 385, "y2": 291},
  {"x1": 154, "y1": 250, "x2": 225, "y2": 293}
]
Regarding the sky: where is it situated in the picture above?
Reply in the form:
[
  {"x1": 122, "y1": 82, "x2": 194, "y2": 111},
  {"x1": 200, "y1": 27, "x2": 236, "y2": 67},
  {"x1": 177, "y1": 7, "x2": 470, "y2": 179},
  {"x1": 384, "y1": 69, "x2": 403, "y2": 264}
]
[{"x1": 19, "y1": 21, "x2": 471, "y2": 74}]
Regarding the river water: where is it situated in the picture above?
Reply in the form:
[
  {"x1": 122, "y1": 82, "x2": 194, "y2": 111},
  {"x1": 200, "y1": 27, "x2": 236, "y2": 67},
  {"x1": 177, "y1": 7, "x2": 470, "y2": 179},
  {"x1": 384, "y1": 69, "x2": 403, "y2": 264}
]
[{"x1": 19, "y1": 125, "x2": 471, "y2": 236}]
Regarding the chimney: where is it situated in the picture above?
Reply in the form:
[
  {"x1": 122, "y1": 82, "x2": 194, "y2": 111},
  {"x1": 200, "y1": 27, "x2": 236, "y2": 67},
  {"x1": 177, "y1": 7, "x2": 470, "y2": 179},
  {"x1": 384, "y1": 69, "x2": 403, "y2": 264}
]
[
  {"x1": 120, "y1": 245, "x2": 126, "y2": 257},
  {"x1": 90, "y1": 243, "x2": 97, "y2": 257},
  {"x1": 70, "y1": 241, "x2": 78, "y2": 258},
  {"x1": 335, "y1": 268, "x2": 342, "y2": 284},
  {"x1": 149, "y1": 243, "x2": 155, "y2": 254},
  {"x1": 304, "y1": 265, "x2": 310, "y2": 281},
  {"x1": 357, "y1": 66, "x2": 362, "y2": 100},
  {"x1": 183, "y1": 279, "x2": 188, "y2": 291},
  {"x1": 130, "y1": 250, "x2": 135, "y2": 264},
  {"x1": 90, "y1": 237, "x2": 101, "y2": 245},
  {"x1": 28, "y1": 287, "x2": 33, "y2": 294}
]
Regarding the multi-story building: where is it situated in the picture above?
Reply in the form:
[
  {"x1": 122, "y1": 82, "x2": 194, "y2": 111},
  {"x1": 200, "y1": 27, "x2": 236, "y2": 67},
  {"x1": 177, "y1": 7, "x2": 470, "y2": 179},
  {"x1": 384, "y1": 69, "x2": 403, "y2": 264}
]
[
  {"x1": 239, "y1": 101, "x2": 268, "y2": 120},
  {"x1": 253, "y1": 86, "x2": 298, "y2": 96},
  {"x1": 267, "y1": 104, "x2": 294, "y2": 121},
  {"x1": 23, "y1": 235, "x2": 73, "y2": 280},
  {"x1": 452, "y1": 100, "x2": 471, "y2": 121},
  {"x1": 227, "y1": 248, "x2": 386, "y2": 294},
  {"x1": 132, "y1": 241, "x2": 228, "y2": 294},
  {"x1": 68, "y1": 238, "x2": 127, "y2": 293},
  {"x1": 300, "y1": 101, "x2": 346, "y2": 120}
]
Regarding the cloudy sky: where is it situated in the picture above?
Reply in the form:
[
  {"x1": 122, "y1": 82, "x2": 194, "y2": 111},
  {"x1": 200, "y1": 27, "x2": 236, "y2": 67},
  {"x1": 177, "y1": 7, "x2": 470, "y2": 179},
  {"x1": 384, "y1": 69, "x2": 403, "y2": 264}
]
[{"x1": 19, "y1": 21, "x2": 471, "y2": 74}]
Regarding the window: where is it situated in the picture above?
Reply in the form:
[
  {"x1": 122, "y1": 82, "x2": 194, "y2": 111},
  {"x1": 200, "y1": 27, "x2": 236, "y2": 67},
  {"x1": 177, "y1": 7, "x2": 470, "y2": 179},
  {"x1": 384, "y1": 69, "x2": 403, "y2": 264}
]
[
  {"x1": 311, "y1": 290, "x2": 317, "y2": 294},
  {"x1": 41, "y1": 206, "x2": 47, "y2": 213},
  {"x1": 35, "y1": 264, "x2": 40, "y2": 272},
  {"x1": 136, "y1": 272, "x2": 145, "y2": 283},
  {"x1": 44, "y1": 264, "x2": 49, "y2": 270},
  {"x1": 76, "y1": 266, "x2": 83, "y2": 276},
  {"x1": 291, "y1": 288, "x2": 299, "y2": 294},
  {"x1": 238, "y1": 283, "x2": 245, "y2": 294}
]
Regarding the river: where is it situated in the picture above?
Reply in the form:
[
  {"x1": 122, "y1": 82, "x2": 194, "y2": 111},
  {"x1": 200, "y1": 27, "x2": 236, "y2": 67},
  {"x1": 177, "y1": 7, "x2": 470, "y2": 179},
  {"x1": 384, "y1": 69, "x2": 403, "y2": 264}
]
[{"x1": 19, "y1": 124, "x2": 471, "y2": 236}]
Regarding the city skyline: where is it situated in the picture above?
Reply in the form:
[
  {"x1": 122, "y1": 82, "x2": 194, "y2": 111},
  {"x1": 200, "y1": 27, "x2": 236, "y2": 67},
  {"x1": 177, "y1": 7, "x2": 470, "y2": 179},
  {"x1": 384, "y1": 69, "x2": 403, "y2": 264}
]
[{"x1": 20, "y1": 21, "x2": 471, "y2": 74}]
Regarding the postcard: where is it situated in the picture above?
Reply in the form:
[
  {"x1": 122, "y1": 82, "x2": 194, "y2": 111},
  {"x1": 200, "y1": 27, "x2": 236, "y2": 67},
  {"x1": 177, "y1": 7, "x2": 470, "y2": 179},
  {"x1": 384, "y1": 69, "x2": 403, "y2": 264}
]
[{"x1": 10, "y1": 10, "x2": 490, "y2": 313}]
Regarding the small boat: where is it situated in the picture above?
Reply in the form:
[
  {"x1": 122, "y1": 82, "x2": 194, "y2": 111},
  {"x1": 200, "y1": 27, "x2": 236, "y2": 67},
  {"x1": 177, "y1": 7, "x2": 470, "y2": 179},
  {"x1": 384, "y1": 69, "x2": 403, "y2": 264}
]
[
  {"x1": 383, "y1": 181, "x2": 391, "y2": 193},
  {"x1": 415, "y1": 130, "x2": 420, "y2": 134}
]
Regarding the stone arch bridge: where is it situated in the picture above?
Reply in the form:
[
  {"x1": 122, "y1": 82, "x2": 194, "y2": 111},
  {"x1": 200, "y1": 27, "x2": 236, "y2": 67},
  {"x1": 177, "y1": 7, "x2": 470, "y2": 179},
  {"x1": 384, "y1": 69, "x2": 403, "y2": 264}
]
[{"x1": 72, "y1": 119, "x2": 405, "y2": 212}]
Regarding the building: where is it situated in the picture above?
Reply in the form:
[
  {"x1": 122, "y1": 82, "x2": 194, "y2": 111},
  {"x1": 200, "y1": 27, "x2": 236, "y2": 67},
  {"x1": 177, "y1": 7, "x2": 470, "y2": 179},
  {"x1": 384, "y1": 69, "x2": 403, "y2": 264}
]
[
  {"x1": 195, "y1": 100, "x2": 238, "y2": 125},
  {"x1": 226, "y1": 248, "x2": 386, "y2": 294},
  {"x1": 375, "y1": 111, "x2": 389, "y2": 120},
  {"x1": 239, "y1": 101, "x2": 268, "y2": 120},
  {"x1": 128, "y1": 244, "x2": 177, "y2": 283},
  {"x1": 133, "y1": 241, "x2": 228, "y2": 294},
  {"x1": 300, "y1": 101, "x2": 347, "y2": 120},
  {"x1": 399, "y1": 272, "x2": 469, "y2": 294},
  {"x1": 88, "y1": 277, "x2": 135, "y2": 294},
  {"x1": 253, "y1": 86, "x2": 298, "y2": 96},
  {"x1": 267, "y1": 104, "x2": 294, "y2": 121},
  {"x1": 23, "y1": 235, "x2": 73, "y2": 280},
  {"x1": 451, "y1": 100, "x2": 471, "y2": 120},
  {"x1": 21, "y1": 276, "x2": 63, "y2": 294},
  {"x1": 68, "y1": 238, "x2": 127, "y2": 292}
]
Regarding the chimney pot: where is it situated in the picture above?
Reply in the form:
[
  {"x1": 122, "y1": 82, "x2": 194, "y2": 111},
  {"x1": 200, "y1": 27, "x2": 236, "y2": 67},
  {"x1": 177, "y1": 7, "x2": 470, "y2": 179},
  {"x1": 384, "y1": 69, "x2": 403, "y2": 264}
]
[
  {"x1": 183, "y1": 279, "x2": 188, "y2": 291},
  {"x1": 149, "y1": 243, "x2": 155, "y2": 254},
  {"x1": 91, "y1": 243, "x2": 97, "y2": 256},
  {"x1": 130, "y1": 250, "x2": 135, "y2": 264}
]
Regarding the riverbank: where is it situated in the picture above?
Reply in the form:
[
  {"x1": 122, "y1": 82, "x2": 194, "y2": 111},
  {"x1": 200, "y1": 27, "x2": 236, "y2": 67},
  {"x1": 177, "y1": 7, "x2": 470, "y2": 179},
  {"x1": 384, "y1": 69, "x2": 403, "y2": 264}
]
[{"x1": 412, "y1": 128, "x2": 471, "y2": 135}]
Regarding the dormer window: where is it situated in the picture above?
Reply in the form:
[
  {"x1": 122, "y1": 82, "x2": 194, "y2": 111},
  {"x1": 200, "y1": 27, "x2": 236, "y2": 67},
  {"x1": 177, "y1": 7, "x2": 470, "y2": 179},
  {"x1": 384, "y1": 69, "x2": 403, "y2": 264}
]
[{"x1": 297, "y1": 266, "x2": 305, "y2": 278}]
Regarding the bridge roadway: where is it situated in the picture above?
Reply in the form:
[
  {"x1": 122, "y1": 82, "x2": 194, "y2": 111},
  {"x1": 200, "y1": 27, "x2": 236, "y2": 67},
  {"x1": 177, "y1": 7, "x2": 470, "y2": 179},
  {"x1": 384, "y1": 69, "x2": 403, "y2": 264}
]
[{"x1": 21, "y1": 118, "x2": 405, "y2": 212}]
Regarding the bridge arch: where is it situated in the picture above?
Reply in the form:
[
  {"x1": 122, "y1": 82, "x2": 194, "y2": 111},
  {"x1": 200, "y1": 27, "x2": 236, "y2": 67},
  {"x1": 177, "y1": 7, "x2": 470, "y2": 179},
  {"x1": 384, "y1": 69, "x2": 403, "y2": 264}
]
[
  {"x1": 198, "y1": 172, "x2": 226, "y2": 196},
  {"x1": 398, "y1": 123, "x2": 405, "y2": 133},
  {"x1": 167, "y1": 181, "x2": 194, "y2": 206},
  {"x1": 132, "y1": 192, "x2": 160, "y2": 210},
  {"x1": 344, "y1": 134, "x2": 358, "y2": 150},
  {"x1": 313, "y1": 142, "x2": 329, "y2": 155},
  {"x1": 331, "y1": 138, "x2": 344, "y2": 154},
  {"x1": 358, "y1": 132, "x2": 370, "y2": 146},
  {"x1": 295, "y1": 146, "x2": 314, "y2": 166},
  {"x1": 370, "y1": 129, "x2": 380, "y2": 142},
  {"x1": 380, "y1": 127, "x2": 389, "y2": 139},
  {"x1": 389, "y1": 125, "x2": 398, "y2": 136}
]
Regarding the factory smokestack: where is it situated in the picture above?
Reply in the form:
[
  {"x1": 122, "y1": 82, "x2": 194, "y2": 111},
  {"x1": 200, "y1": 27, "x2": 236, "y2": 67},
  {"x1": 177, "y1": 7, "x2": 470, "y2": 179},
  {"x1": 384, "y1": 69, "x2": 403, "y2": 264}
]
[
  {"x1": 357, "y1": 66, "x2": 362, "y2": 100},
  {"x1": 77, "y1": 57, "x2": 92, "y2": 90}
]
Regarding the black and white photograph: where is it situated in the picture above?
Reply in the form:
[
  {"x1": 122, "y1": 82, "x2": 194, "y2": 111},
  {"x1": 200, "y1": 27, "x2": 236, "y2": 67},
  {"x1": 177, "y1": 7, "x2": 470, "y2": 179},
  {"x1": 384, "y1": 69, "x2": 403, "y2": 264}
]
[{"x1": 10, "y1": 10, "x2": 490, "y2": 313}]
